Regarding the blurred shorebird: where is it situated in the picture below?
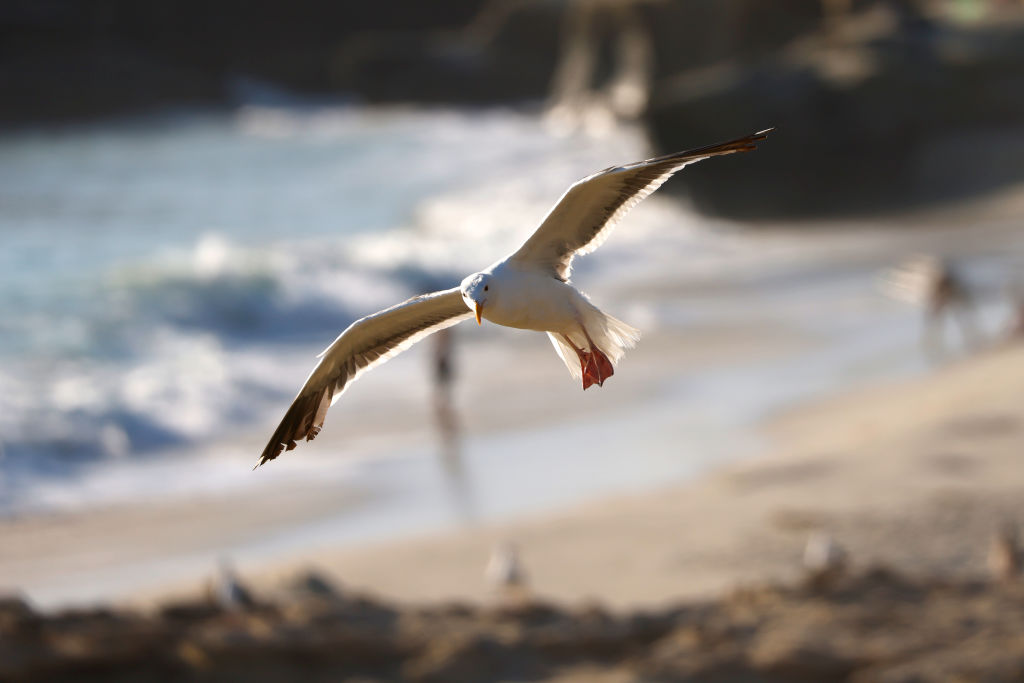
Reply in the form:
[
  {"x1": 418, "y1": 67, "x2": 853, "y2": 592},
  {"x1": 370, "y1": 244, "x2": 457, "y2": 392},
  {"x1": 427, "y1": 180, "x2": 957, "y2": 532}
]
[
  {"x1": 803, "y1": 531, "x2": 847, "y2": 587},
  {"x1": 258, "y1": 129, "x2": 772, "y2": 466},
  {"x1": 209, "y1": 559, "x2": 256, "y2": 610},
  {"x1": 988, "y1": 523, "x2": 1021, "y2": 582},
  {"x1": 485, "y1": 541, "x2": 529, "y2": 599}
]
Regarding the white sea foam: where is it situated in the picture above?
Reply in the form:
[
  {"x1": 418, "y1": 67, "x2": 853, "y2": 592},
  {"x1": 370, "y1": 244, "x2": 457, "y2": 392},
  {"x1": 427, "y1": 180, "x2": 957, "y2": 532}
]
[{"x1": 0, "y1": 106, "x2": 667, "y2": 511}]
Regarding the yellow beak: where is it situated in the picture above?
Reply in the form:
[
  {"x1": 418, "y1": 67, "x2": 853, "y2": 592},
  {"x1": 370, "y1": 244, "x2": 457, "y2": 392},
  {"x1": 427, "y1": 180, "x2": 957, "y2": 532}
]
[{"x1": 474, "y1": 301, "x2": 483, "y2": 325}]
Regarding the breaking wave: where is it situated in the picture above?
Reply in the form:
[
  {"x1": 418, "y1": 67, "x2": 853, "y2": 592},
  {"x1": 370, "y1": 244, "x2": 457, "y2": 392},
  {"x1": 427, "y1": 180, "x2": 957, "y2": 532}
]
[{"x1": 0, "y1": 105, "x2": 657, "y2": 510}]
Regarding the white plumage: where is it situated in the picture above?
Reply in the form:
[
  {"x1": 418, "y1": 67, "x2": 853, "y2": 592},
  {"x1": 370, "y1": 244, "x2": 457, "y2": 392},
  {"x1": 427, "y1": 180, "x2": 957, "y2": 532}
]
[
  {"x1": 259, "y1": 129, "x2": 771, "y2": 466},
  {"x1": 485, "y1": 541, "x2": 528, "y2": 593}
]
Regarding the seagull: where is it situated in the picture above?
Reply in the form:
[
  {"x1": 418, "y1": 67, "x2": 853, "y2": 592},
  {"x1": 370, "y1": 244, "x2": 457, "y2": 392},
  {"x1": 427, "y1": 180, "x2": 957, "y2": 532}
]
[
  {"x1": 209, "y1": 558, "x2": 256, "y2": 610},
  {"x1": 803, "y1": 531, "x2": 847, "y2": 575},
  {"x1": 485, "y1": 541, "x2": 528, "y2": 597},
  {"x1": 988, "y1": 522, "x2": 1021, "y2": 582},
  {"x1": 258, "y1": 129, "x2": 772, "y2": 466}
]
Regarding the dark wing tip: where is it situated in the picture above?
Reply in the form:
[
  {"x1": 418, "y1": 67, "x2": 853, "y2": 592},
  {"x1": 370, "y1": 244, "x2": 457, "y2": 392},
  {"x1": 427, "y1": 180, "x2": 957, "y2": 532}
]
[
  {"x1": 718, "y1": 127, "x2": 774, "y2": 154},
  {"x1": 743, "y1": 127, "x2": 773, "y2": 148},
  {"x1": 255, "y1": 440, "x2": 287, "y2": 468},
  {"x1": 639, "y1": 127, "x2": 773, "y2": 167},
  {"x1": 255, "y1": 387, "x2": 331, "y2": 468}
]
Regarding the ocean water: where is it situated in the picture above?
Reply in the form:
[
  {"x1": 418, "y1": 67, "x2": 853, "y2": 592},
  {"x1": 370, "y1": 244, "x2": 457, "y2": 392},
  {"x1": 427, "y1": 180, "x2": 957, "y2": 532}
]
[
  {"x1": 1, "y1": 104, "x2": 1019, "y2": 523},
  {"x1": 0, "y1": 106, "x2": 658, "y2": 510}
]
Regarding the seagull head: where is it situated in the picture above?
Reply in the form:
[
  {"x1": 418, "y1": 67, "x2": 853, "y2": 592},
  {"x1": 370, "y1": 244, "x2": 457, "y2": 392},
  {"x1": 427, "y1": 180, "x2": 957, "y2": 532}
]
[{"x1": 460, "y1": 272, "x2": 492, "y2": 325}]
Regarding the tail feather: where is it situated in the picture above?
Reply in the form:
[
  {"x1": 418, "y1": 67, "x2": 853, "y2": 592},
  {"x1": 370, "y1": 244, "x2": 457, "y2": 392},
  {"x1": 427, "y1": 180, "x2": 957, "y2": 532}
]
[
  {"x1": 594, "y1": 311, "x2": 641, "y2": 364},
  {"x1": 549, "y1": 333, "x2": 584, "y2": 382}
]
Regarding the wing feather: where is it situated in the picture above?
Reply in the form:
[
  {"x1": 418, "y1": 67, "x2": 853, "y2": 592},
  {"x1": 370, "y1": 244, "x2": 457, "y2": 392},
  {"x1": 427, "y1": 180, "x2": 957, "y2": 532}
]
[
  {"x1": 257, "y1": 287, "x2": 472, "y2": 466},
  {"x1": 510, "y1": 129, "x2": 772, "y2": 280}
]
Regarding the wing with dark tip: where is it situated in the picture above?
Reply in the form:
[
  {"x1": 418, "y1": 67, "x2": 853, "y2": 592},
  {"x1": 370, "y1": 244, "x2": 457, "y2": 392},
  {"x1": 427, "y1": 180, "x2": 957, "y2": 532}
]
[
  {"x1": 509, "y1": 129, "x2": 772, "y2": 280},
  {"x1": 257, "y1": 287, "x2": 472, "y2": 466}
]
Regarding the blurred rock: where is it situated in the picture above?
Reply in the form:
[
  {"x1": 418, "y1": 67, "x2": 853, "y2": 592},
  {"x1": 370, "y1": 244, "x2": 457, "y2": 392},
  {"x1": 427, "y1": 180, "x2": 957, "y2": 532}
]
[
  {"x1": 646, "y1": 7, "x2": 1024, "y2": 217},
  {"x1": 0, "y1": 592, "x2": 33, "y2": 621},
  {"x1": 278, "y1": 567, "x2": 344, "y2": 603},
  {"x1": 335, "y1": 0, "x2": 834, "y2": 109},
  {"x1": 0, "y1": 0, "x2": 487, "y2": 126},
  {"x1": 0, "y1": 0, "x2": 842, "y2": 127},
  {"x1": 330, "y1": 0, "x2": 562, "y2": 105}
]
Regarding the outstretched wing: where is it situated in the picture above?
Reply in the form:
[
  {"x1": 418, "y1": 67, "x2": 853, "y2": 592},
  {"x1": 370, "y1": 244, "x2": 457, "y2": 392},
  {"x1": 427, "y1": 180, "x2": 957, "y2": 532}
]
[
  {"x1": 258, "y1": 287, "x2": 472, "y2": 466},
  {"x1": 509, "y1": 129, "x2": 771, "y2": 280}
]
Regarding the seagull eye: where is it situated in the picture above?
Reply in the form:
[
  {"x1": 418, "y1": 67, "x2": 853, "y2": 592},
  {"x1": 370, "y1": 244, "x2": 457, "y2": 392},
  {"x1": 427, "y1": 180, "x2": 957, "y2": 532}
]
[{"x1": 484, "y1": 285, "x2": 489, "y2": 292}]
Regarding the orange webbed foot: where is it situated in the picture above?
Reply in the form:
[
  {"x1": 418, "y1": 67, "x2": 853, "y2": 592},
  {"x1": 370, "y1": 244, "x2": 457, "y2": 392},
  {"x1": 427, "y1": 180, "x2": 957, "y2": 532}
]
[
  {"x1": 580, "y1": 348, "x2": 614, "y2": 390},
  {"x1": 580, "y1": 352, "x2": 596, "y2": 390}
]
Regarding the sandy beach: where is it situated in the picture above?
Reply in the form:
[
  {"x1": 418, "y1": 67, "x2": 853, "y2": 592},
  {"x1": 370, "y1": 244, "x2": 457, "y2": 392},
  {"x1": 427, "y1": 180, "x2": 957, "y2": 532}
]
[
  {"x1": 241, "y1": 338, "x2": 1024, "y2": 608},
  {"x1": 4, "y1": 331, "x2": 1024, "y2": 682}
]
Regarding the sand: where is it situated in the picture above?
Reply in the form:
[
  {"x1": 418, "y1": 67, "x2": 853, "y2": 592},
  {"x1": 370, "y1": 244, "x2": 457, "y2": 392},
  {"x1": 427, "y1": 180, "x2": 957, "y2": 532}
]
[
  {"x1": 242, "y1": 341, "x2": 1024, "y2": 608},
  {"x1": 4, "y1": 341, "x2": 1024, "y2": 682},
  {"x1": 5, "y1": 306, "x2": 1024, "y2": 613}
]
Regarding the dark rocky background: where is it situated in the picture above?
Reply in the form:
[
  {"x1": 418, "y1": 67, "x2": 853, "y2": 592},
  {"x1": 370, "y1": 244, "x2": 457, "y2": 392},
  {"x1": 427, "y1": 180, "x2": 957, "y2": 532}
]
[
  {"x1": 0, "y1": 0, "x2": 825, "y2": 123},
  {"x1": 4, "y1": 0, "x2": 1024, "y2": 215},
  {"x1": 0, "y1": 0, "x2": 486, "y2": 123}
]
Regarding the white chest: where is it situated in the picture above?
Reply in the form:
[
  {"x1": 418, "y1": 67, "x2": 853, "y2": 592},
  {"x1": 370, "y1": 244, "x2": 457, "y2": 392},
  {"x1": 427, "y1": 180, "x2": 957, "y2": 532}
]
[{"x1": 483, "y1": 268, "x2": 579, "y2": 333}]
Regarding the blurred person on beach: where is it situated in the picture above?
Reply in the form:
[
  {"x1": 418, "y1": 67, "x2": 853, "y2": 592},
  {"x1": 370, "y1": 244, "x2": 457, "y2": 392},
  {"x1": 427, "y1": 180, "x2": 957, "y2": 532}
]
[
  {"x1": 1010, "y1": 300, "x2": 1024, "y2": 339},
  {"x1": 545, "y1": 0, "x2": 653, "y2": 136},
  {"x1": 1005, "y1": 278, "x2": 1024, "y2": 340},
  {"x1": 879, "y1": 254, "x2": 980, "y2": 360},
  {"x1": 922, "y1": 258, "x2": 979, "y2": 357},
  {"x1": 431, "y1": 327, "x2": 475, "y2": 522}
]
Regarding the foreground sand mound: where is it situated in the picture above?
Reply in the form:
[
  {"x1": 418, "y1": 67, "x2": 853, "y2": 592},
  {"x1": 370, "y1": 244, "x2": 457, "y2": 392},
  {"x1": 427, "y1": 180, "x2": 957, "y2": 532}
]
[{"x1": 4, "y1": 567, "x2": 1023, "y2": 682}]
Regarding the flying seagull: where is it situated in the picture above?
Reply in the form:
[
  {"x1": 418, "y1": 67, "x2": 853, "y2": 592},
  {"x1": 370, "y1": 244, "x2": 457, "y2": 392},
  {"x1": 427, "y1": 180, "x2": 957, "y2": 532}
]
[{"x1": 258, "y1": 129, "x2": 772, "y2": 466}]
